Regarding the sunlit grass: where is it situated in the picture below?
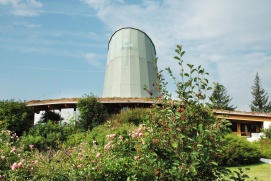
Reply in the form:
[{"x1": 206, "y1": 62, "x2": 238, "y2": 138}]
[{"x1": 228, "y1": 162, "x2": 271, "y2": 181}]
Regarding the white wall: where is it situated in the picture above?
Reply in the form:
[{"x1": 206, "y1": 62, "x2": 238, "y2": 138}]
[{"x1": 34, "y1": 108, "x2": 78, "y2": 125}]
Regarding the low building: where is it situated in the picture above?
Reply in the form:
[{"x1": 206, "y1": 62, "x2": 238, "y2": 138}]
[
  {"x1": 214, "y1": 109, "x2": 271, "y2": 141},
  {"x1": 27, "y1": 98, "x2": 271, "y2": 141}
]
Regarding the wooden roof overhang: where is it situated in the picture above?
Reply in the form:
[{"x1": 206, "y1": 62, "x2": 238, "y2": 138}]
[
  {"x1": 214, "y1": 109, "x2": 271, "y2": 122},
  {"x1": 26, "y1": 98, "x2": 156, "y2": 113}
]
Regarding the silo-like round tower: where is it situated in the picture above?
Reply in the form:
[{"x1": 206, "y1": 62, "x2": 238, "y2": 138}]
[{"x1": 103, "y1": 27, "x2": 158, "y2": 98}]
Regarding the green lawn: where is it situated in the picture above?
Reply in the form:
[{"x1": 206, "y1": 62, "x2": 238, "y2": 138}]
[{"x1": 228, "y1": 162, "x2": 271, "y2": 181}]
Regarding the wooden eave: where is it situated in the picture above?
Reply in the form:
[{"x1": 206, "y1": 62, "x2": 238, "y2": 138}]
[{"x1": 214, "y1": 109, "x2": 271, "y2": 122}]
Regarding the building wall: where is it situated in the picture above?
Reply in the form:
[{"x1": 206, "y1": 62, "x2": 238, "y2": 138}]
[
  {"x1": 263, "y1": 121, "x2": 271, "y2": 129},
  {"x1": 103, "y1": 28, "x2": 158, "y2": 98}
]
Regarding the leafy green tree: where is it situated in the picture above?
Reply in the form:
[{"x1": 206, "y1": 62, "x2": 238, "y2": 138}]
[
  {"x1": 0, "y1": 100, "x2": 34, "y2": 136},
  {"x1": 39, "y1": 110, "x2": 62, "y2": 123},
  {"x1": 77, "y1": 94, "x2": 108, "y2": 130},
  {"x1": 208, "y1": 82, "x2": 236, "y2": 110},
  {"x1": 140, "y1": 45, "x2": 232, "y2": 180},
  {"x1": 250, "y1": 73, "x2": 271, "y2": 113}
]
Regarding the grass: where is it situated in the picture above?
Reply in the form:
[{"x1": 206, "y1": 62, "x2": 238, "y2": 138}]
[{"x1": 228, "y1": 162, "x2": 271, "y2": 181}]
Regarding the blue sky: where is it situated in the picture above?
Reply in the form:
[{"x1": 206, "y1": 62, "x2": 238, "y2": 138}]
[{"x1": 1, "y1": 0, "x2": 271, "y2": 111}]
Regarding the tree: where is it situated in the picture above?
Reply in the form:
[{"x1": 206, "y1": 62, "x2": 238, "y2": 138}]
[
  {"x1": 0, "y1": 100, "x2": 34, "y2": 136},
  {"x1": 250, "y1": 73, "x2": 271, "y2": 113},
  {"x1": 77, "y1": 94, "x2": 108, "y2": 130},
  {"x1": 208, "y1": 82, "x2": 236, "y2": 110},
  {"x1": 138, "y1": 45, "x2": 232, "y2": 180},
  {"x1": 39, "y1": 110, "x2": 62, "y2": 123}
]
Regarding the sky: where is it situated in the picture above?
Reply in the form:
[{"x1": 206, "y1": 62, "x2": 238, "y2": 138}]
[{"x1": 1, "y1": 0, "x2": 271, "y2": 112}]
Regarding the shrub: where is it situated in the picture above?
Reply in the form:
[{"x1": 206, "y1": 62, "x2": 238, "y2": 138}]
[
  {"x1": 255, "y1": 138, "x2": 271, "y2": 159},
  {"x1": 19, "y1": 121, "x2": 75, "y2": 151},
  {"x1": 262, "y1": 125, "x2": 271, "y2": 138},
  {"x1": 0, "y1": 100, "x2": 34, "y2": 136},
  {"x1": 113, "y1": 108, "x2": 150, "y2": 125},
  {"x1": 222, "y1": 134, "x2": 262, "y2": 166},
  {"x1": 77, "y1": 94, "x2": 108, "y2": 130},
  {"x1": 0, "y1": 130, "x2": 21, "y2": 172}
]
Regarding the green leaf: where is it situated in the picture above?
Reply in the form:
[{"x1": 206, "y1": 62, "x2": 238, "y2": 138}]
[
  {"x1": 174, "y1": 56, "x2": 180, "y2": 60},
  {"x1": 179, "y1": 134, "x2": 185, "y2": 139},
  {"x1": 198, "y1": 124, "x2": 203, "y2": 132},
  {"x1": 191, "y1": 68, "x2": 196, "y2": 74},
  {"x1": 184, "y1": 73, "x2": 189, "y2": 77},
  {"x1": 187, "y1": 64, "x2": 194, "y2": 69},
  {"x1": 172, "y1": 141, "x2": 178, "y2": 148},
  {"x1": 211, "y1": 161, "x2": 218, "y2": 166}
]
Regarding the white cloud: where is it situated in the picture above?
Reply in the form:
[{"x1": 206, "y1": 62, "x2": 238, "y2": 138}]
[
  {"x1": 85, "y1": 53, "x2": 101, "y2": 67},
  {"x1": 82, "y1": 0, "x2": 271, "y2": 111},
  {"x1": 82, "y1": 0, "x2": 112, "y2": 10},
  {"x1": 0, "y1": 0, "x2": 42, "y2": 16},
  {"x1": 14, "y1": 21, "x2": 40, "y2": 28}
]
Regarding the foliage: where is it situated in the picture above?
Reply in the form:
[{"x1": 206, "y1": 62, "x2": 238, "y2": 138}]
[
  {"x1": 250, "y1": 73, "x2": 271, "y2": 113},
  {"x1": 262, "y1": 125, "x2": 271, "y2": 139},
  {"x1": 65, "y1": 121, "x2": 137, "y2": 148},
  {"x1": 138, "y1": 45, "x2": 232, "y2": 180},
  {"x1": 112, "y1": 108, "x2": 150, "y2": 125},
  {"x1": 19, "y1": 121, "x2": 76, "y2": 151},
  {"x1": 254, "y1": 138, "x2": 271, "y2": 159},
  {"x1": 0, "y1": 100, "x2": 34, "y2": 136},
  {"x1": 0, "y1": 130, "x2": 21, "y2": 173},
  {"x1": 77, "y1": 94, "x2": 108, "y2": 130},
  {"x1": 229, "y1": 168, "x2": 251, "y2": 181},
  {"x1": 39, "y1": 110, "x2": 62, "y2": 123},
  {"x1": 208, "y1": 82, "x2": 236, "y2": 110},
  {"x1": 222, "y1": 134, "x2": 261, "y2": 166}
]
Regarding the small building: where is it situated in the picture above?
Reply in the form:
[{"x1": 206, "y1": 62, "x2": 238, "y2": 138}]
[{"x1": 214, "y1": 109, "x2": 271, "y2": 141}]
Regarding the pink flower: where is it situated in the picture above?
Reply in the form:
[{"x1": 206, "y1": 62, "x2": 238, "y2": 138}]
[
  {"x1": 134, "y1": 155, "x2": 140, "y2": 161},
  {"x1": 106, "y1": 134, "x2": 116, "y2": 140},
  {"x1": 10, "y1": 147, "x2": 16, "y2": 153},
  {"x1": 139, "y1": 124, "x2": 146, "y2": 131},
  {"x1": 29, "y1": 144, "x2": 34, "y2": 150},
  {"x1": 1, "y1": 156, "x2": 5, "y2": 160},
  {"x1": 18, "y1": 153, "x2": 21, "y2": 157},
  {"x1": 139, "y1": 133, "x2": 144, "y2": 137},
  {"x1": 11, "y1": 163, "x2": 17, "y2": 170},
  {"x1": 96, "y1": 152, "x2": 101, "y2": 157},
  {"x1": 17, "y1": 162, "x2": 23, "y2": 168},
  {"x1": 77, "y1": 164, "x2": 83, "y2": 168},
  {"x1": 104, "y1": 141, "x2": 114, "y2": 151},
  {"x1": 118, "y1": 135, "x2": 123, "y2": 141}
]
